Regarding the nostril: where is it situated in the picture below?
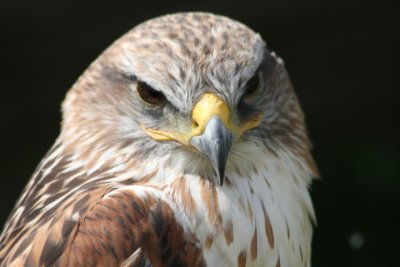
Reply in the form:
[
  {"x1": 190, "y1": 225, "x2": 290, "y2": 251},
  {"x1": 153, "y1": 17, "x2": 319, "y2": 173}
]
[{"x1": 193, "y1": 120, "x2": 199, "y2": 128}]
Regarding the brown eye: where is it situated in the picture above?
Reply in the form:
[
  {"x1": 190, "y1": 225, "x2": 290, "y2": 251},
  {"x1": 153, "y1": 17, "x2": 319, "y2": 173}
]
[
  {"x1": 243, "y1": 72, "x2": 260, "y2": 96},
  {"x1": 137, "y1": 81, "x2": 166, "y2": 105}
]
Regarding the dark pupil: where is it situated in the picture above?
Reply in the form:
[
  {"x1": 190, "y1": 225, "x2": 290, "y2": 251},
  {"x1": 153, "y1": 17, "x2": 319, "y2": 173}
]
[
  {"x1": 137, "y1": 81, "x2": 165, "y2": 104},
  {"x1": 244, "y1": 73, "x2": 259, "y2": 95}
]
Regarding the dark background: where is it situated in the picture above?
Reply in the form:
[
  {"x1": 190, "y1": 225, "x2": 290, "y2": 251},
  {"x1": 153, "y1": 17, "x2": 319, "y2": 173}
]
[{"x1": 0, "y1": 0, "x2": 399, "y2": 266}]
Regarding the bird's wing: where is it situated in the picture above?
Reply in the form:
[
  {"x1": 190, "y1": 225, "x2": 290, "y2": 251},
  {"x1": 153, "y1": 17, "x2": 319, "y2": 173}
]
[{"x1": 0, "y1": 184, "x2": 205, "y2": 267}]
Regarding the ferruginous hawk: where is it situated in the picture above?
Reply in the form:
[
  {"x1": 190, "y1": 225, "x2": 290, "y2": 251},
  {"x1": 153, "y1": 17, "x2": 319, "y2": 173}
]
[{"x1": 0, "y1": 12, "x2": 318, "y2": 267}]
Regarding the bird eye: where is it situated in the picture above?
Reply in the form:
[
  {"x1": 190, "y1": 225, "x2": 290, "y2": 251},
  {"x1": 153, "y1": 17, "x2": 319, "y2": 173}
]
[
  {"x1": 137, "y1": 81, "x2": 166, "y2": 105},
  {"x1": 243, "y1": 72, "x2": 260, "y2": 97}
]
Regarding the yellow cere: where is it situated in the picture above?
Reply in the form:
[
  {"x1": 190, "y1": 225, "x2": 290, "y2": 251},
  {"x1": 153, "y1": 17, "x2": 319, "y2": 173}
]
[{"x1": 142, "y1": 93, "x2": 263, "y2": 145}]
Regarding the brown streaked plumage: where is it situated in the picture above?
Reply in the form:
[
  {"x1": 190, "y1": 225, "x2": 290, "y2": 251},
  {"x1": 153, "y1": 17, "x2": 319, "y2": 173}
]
[
  {"x1": 0, "y1": 12, "x2": 318, "y2": 267},
  {"x1": 251, "y1": 229, "x2": 258, "y2": 260},
  {"x1": 224, "y1": 222, "x2": 234, "y2": 245},
  {"x1": 238, "y1": 251, "x2": 247, "y2": 267}
]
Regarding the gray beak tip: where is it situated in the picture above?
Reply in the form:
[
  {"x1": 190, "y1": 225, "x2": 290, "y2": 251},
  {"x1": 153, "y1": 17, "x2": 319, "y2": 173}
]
[
  {"x1": 217, "y1": 155, "x2": 226, "y2": 186},
  {"x1": 219, "y1": 173, "x2": 224, "y2": 186},
  {"x1": 190, "y1": 117, "x2": 233, "y2": 186}
]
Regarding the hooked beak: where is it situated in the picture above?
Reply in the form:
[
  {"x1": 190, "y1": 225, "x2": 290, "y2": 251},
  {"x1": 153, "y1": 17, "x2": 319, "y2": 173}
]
[{"x1": 190, "y1": 117, "x2": 234, "y2": 185}]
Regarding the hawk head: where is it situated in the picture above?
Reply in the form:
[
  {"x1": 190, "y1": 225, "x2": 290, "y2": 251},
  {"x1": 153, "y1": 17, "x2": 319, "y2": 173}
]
[{"x1": 61, "y1": 12, "x2": 316, "y2": 186}]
